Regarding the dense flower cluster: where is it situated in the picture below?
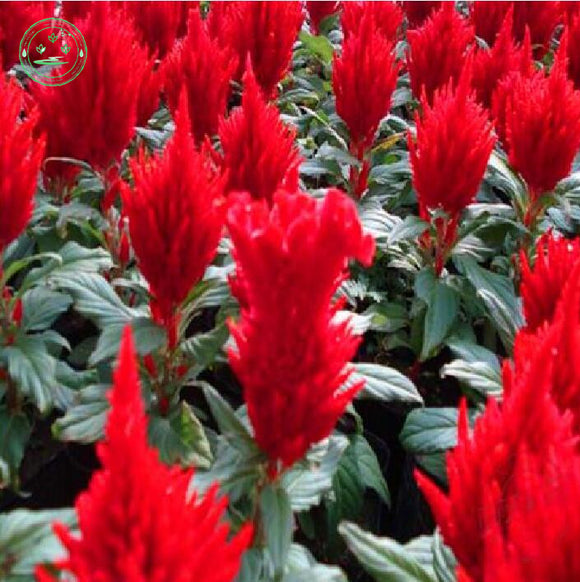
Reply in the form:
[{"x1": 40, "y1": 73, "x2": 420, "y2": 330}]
[
  {"x1": 227, "y1": 188, "x2": 375, "y2": 472},
  {"x1": 218, "y1": 62, "x2": 301, "y2": 203},
  {"x1": 163, "y1": 9, "x2": 237, "y2": 145},
  {"x1": 402, "y1": 0, "x2": 442, "y2": 29},
  {"x1": 121, "y1": 96, "x2": 225, "y2": 344},
  {"x1": 341, "y1": 1, "x2": 403, "y2": 41},
  {"x1": 0, "y1": 72, "x2": 44, "y2": 252},
  {"x1": 407, "y1": 3, "x2": 474, "y2": 103},
  {"x1": 35, "y1": 327, "x2": 252, "y2": 582}
]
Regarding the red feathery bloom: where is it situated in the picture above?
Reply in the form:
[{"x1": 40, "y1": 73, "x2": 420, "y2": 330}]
[
  {"x1": 61, "y1": 1, "x2": 94, "y2": 21},
  {"x1": 35, "y1": 327, "x2": 252, "y2": 582},
  {"x1": 566, "y1": 13, "x2": 580, "y2": 89},
  {"x1": 334, "y1": 12, "x2": 400, "y2": 195},
  {"x1": 470, "y1": 0, "x2": 511, "y2": 46},
  {"x1": 512, "y1": 1, "x2": 561, "y2": 53},
  {"x1": 220, "y1": 1, "x2": 304, "y2": 98},
  {"x1": 402, "y1": 1, "x2": 442, "y2": 28},
  {"x1": 122, "y1": 1, "x2": 187, "y2": 59},
  {"x1": 0, "y1": 2, "x2": 54, "y2": 69},
  {"x1": 307, "y1": 1, "x2": 340, "y2": 35},
  {"x1": 217, "y1": 63, "x2": 301, "y2": 203},
  {"x1": 0, "y1": 76, "x2": 44, "y2": 252},
  {"x1": 163, "y1": 9, "x2": 237, "y2": 145},
  {"x1": 520, "y1": 233, "x2": 580, "y2": 332},
  {"x1": 407, "y1": 3, "x2": 474, "y2": 103},
  {"x1": 409, "y1": 72, "x2": 496, "y2": 219},
  {"x1": 501, "y1": 35, "x2": 580, "y2": 203},
  {"x1": 121, "y1": 96, "x2": 225, "y2": 340},
  {"x1": 341, "y1": 1, "x2": 403, "y2": 41},
  {"x1": 32, "y1": 4, "x2": 153, "y2": 182},
  {"x1": 416, "y1": 361, "x2": 575, "y2": 582},
  {"x1": 227, "y1": 188, "x2": 375, "y2": 472},
  {"x1": 471, "y1": 8, "x2": 523, "y2": 109}
]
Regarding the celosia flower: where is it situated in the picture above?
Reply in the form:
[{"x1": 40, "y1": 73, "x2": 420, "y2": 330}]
[
  {"x1": 500, "y1": 34, "x2": 580, "y2": 206},
  {"x1": 32, "y1": 3, "x2": 154, "y2": 183},
  {"x1": 35, "y1": 327, "x2": 252, "y2": 582},
  {"x1": 121, "y1": 95, "x2": 225, "y2": 344},
  {"x1": 61, "y1": 1, "x2": 93, "y2": 21},
  {"x1": 470, "y1": 0, "x2": 511, "y2": 46},
  {"x1": 219, "y1": 1, "x2": 304, "y2": 98},
  {"x1": 307, "y1": 1, "x2": 340, "y2": 35},
  {"x1": 341, "y1": 1, "x2": 403, "y2": 41},
  {"x1": 407, "y1": 2, "x2": 474, "y2": 103},
  {"x1": 163, "y1": 9, "x2": 237, "y2": 144},
  {"x1": 409, "y1": 72, "x2": 495, "y2": 219},
  {"x1": 402, "y1": 0, "x2": 442, "y2": 28},
  {"x1": 512, "y1": 1, "x2": 561, "y2": 54},
  {"x1": 333, "y1": 13, "x2": 400, "y2": 196},
  {"x1": 416, "y1": 362, "x2": 575, "y2": 582},
  {"x1": 520, "y1": 233, "x2": 580, "y2": 332},
  {"x1": 122, "y1": 1, "x2": 188, "y2": 59},
  {"x1": 471, "y1": 8, "x2": 523, "y2": 109},
  {"x1": 0, "y1": 2, "x2": 54, "y2": 69},
  {"x1": 0, "y1": 73, "x2": 45, "y2": 252},
  {"x1": 566, "y1": 13, "x2": 580, "y2": 90},
  {"x1": 227, "y1": 188, "x2": 375, "y2": 472},
  {"x1": 217, "y1": 62, "x2": 301, "y2": 203}
]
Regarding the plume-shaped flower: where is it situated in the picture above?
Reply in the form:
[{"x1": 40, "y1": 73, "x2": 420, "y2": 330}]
[
  {"x1": 407, "y1": 3, "x2": 474, "y2": 103},
  {"x1": 35, "y1": 327, "x2": 252, "y2": 582},
  {"x1": 470, "y1": 0, "x2": 512, "y2": 46},
  {"x1": 409, "y1": 72, "x2": 495, "y2": 219},
  {"x1": 163, "y1": 9, "x2": 237, "y2": 145},
  {"x1": 566, "y1": 13, "x2": 580, "y2": 89},
  {"x1": 500, "y1": 35, "x2": 580, "y2": 205},
  {"x1": 402, "y1": 0, "x2": 442, "y2": 28},
  {"x1": 227, "y1": 188, "x2": 375, "y2": 473},
  {"x1": 32, "y1": 3, "x2": 153, "y2": 183},
  {"x1": 333, "y1": 13, "x2": 400, "y2": 197},
  {"x1": 0, "y1": 1, "x2": 54, "y2": 69},
  {"x1": 219, "y1": 1, "x2": 304, "y2": 98},
  {"x1": 307, "y1": 1, "x2": 340, "y2": 35},
  {"x1": 341, "y1": 1, "x2": 403, "y2": 41},
  {"x1": 520, "y1": 233, "x2": 580, "y2": 332},
  {"x1": 218, "y1": 62, "x2": 301, "y2": 204},
  {"x1": 0, "y1": 74, "x2": 45, "y2": 252},
  {"x1": 121, "y1": 95, "x2": 225, "y2": 344}
]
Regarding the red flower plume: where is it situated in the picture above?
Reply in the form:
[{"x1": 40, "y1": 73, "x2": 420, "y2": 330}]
[
  {"x1": 471, "y1": 8, "x2": 524, "y2": 109},
  {"x1": 520, "y1": 233, "x2": 580, "y2": 332},
  {"x1": 512, "y1": 1, "x2": 561, "y2": 54},
  {"x1": 333, "y1": 12, "x2": 400, "y2": 197},
  {"x1": 35, "y1": 327, "x2": 252, "y2": 582},
  {"x1": 341, "y1": 1, "x2": 403, "y2": 41},
  {"x1": 121, "y1": 95, "x2": 225, "y2": 340},
  {"x1": 219, "y1": 1, "x2": 304, "y2": 98},
  {"x1": 307, "y1": 1, "x2": 340, "y2": 35},
  {"x1": 401, "y1": 0, "x2": 442, "y2": 29},
  {"x1": 227, "y1": 188, "x2": 375, "y2": 472},
  {"x1": 0, "y1": 2, "x2": 54, "y2": 69},
  {"x1": 122, "y1": 1, "x2": 188, "y2": 59},
  {"x1": 32, "y1": 3, "x2": 153, "y2": 182},
  {"x1": 470, "y1": 0, "x2": 511, "y2": 46},
  {"x1": 500, "y1": 35, "x2": 580, "y2": 202},
  {"x1": 407, "y1": 2, "x2": 474, "y2": 103},
  {"x1": 0, "y1": 74, "x2": 45, "y2": 252},
  {"x1": 217, "y1": 62, "x2": 301, "y2": 204},
  {"x1": 163, "y1": 9, "x2": 237, "y2": 145},
  {"x1": 409, "y1": 72, "x2": 496, "y2": 219},
  {"x1": 566, "y1": 13, "x2": 580, "y2": 90}
]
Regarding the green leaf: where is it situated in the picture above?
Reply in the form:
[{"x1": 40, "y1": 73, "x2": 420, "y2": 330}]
[
  {"x1": 456, "y1": 257, "x2": 523, "y2": 350},
  {"x1": 0, "y1": 509, "x2": 76, "y2": 578},
  {"x1": 351, "y1": 435, "x2": 390, "y2": 505},
  {"x1": 54, "y1": 272, "x2": 137, "y2": 328},
  {"x1": 149, "y1": 402, "x2": 213, "y2": 468},
  {"x1": 388, "y1": 216, "x2": 428, "y2": 245},
  {"x1": 2, "y1": 336, "x2": 56, "y2": 413},
  {"x1": 442, "y1": 360, "x2": 502, "y2": 397},
  {"x1": 339, "y1": 522, "x2": 437, "y2": 582},
  {"x1": 260, "y1": 483, "x2": 293, "y2": 577},
  {"x1": 399, "y1": 408, "x2": 459, "y2": 455},
  {"x1": 180, "y1": 323, "x2": 229, "y2": 369},
  {"x1": 299, "y1": 30, "x2": 334, "y2": 63},
  {"x1": 432, "y1": 530, "x2": 457, "y2": 582},
  {"x1": 200, "y1": 382, "x2": 256, "y2": 451},
  {"x1": 351, "y1": 362, "x2": 423, "y2": 405},
  {"x1": 284, "y1": 544, "x2": 348, "y2": 581},
  {"x1": 21, "y1": 287, "x2": 72, "y2": 332},
  {"x1": 282, "y1": 435, "x2": 349, "y2": 511},
  {"x1": 0, "y1": 407, "x2": 31, "y2": 488},
  {"x1": 421, "y1": 281, "x2": 459, "y2": 361}
]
